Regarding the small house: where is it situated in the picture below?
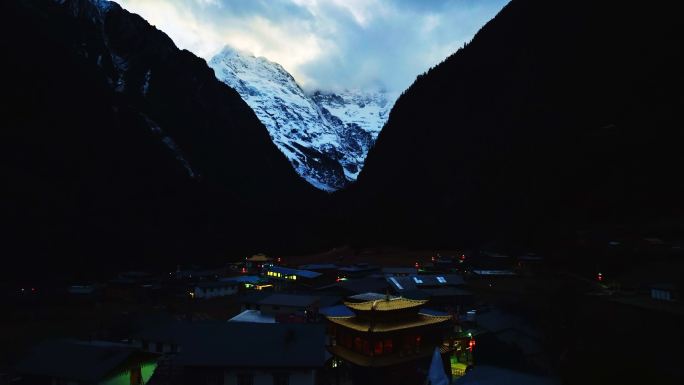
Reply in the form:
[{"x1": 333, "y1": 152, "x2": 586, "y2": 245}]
[
  {"x1": 134, "y1": 322, "x2": 327, "y2": 385},
  {"x1": 650, "y1": 284, "x2": 678, "y2": 302},
  {"x1": 15, "y1": 340, "x2": 157, "y2": 385},
  {"x1": 190, "y1": 281, "x2": 239, "y2": 299}
]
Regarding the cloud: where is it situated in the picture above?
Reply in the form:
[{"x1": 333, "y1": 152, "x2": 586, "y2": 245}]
[{"x1": 117, "y1": 0, "x2": 508, "y2": 92}]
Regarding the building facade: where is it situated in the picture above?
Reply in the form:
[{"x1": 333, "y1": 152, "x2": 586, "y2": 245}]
[{"x1": 325, "y1": 297, "x2": 455, "y2": 385}]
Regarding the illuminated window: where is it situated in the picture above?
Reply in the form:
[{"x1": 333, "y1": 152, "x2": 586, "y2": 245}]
[
  {"x1": 384, "y1": 339, "x2": 393, "y2": 353},
  {"x1": 437, "y1": 276, "x2": 447, "y2": 284},
  {"x1": 362, "y1": 340, "x2": 371, "y2": 356},
  {"x1": 374, "y1": 341, "x2": 383, "y2": 355}
]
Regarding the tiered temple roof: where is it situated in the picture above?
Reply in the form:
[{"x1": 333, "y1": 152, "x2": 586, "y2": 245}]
[
  {"x1": 325, "y1": 295, "x2": 455, "y2": 374},
  {"x1": 344, "y1": 297, "x2": 427, "y2": 312},
  {"x1": 247, "y1": 254, "x2": 272, "y2": 262},
  {"x1": 327, "y1": 297, "x2": 452, "y2": 333},
  {"x1": 327, "y1": 313, "x2": 452, "y2": 332}
]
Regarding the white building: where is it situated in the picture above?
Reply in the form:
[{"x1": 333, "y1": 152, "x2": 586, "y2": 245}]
[{"x1": 191, "y1": 281, "x2": 239, "y2": 299}]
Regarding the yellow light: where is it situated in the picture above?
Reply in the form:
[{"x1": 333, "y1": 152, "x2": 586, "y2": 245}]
[{"x1": 292, "y1": 275, "x2": 297, "y2": 280}]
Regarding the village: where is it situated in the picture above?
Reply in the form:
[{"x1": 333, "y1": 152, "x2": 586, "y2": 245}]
[{"x1": 2, "y1": 242, "x2": 682, "y2": 385}]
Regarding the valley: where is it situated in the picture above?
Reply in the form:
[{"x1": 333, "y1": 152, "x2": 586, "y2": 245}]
[
  {"x1": 1, "y1": 0, "x2": 683, "y2": 384},
  {"x1": 209, "y1": 47, "x2": 395, "y2": 191}
]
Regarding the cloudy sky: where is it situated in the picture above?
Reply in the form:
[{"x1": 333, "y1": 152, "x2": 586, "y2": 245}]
[{"x1": 117, "y1": 0, "x2": 508, "y2": 93}]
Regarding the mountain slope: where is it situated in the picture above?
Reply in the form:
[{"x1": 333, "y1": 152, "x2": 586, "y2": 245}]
[
  {"x1": 344, "y1": 0, "x2": 684, "y2": 248},
  {"x1": 0, "y1": 0, "x2": 325, "y2": 276},
  {"x1": 209, "y1": 47, "x2": 394, "y2": 191}
]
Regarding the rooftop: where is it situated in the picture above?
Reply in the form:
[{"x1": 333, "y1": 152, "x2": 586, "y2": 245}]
[
  {"x1": 338, "y1": 264, "x2": 380, "y2": 273},
  {"x1": 15, "y1": 340, "x2": 140, "y2": 382},
  {"x1": 145, "y1": 322, "x2": 327, "y2": 368},
  {"x1": 247, "y1": 254, "x2": 272, "y2": 262},
  {"x1": 318, "y1": 277, "x2": 389, "y2": 294},
  {"x1": 471, "y1": 269, "x2": 516, "y2": 276},
  {"x1": 387, "y1": 274, "x2": 465, "y2": 291},
  {"x1": 327, "y1": 313, "x2": 452, "y2": 333},
  {"x1": 266, "y1": 266, "x2": 322, "y2": 279},
  {"x1": 421, "y1": 287, "x2": 473, "y2": 297},
  {"x1": 258, "y1": 293, "x2": 320, "y2": 308},
  {"x1": 298, "y1": 263, "x2": 339, "y2": 270},
  {"x1": 220, "y1": 275, "x2": 262, "y2": 284},
  {"x1": 381, "y1": 267, "x2": 418, "y2": 275},
  {"x1": 239, "y1": 291, "x2": 272, "y2": 305},
  {"x1": 347, "y1": 292, "x2": 397, "y2": 302},
  {"x1": 229, "y1": 309, "x2": 276, "y2": 323},
  {"x1": 418, "y1": 308, "x2": 450, "y2": 316},
  {"x1": 345, "y1": 297, "x2": 427, "y2": 312},
  {"x1": 320, "y1": 304, "x2": 355, "y2": 317}
]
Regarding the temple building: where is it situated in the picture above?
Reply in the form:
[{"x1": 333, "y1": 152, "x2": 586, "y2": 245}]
[
  {"x1": 325, "y1": 296, "x2": 463, "y2": 385},
  {"x1": 244, "y1": 253, "x2": 274, "y2": 272}
]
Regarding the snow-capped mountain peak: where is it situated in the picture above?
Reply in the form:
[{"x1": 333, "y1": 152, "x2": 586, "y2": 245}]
[{"x1": 209, "y1": 46, "x2": 396, "y2": 191}]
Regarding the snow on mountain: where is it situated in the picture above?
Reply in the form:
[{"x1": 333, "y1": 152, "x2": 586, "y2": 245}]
[{"x1": 208, "y1": 46, "x2": 396, "y2": 191}]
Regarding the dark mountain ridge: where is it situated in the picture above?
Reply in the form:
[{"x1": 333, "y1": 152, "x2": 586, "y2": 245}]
[
  {"x1": 0, "y1": 0, "x2": 328, "y2": 277},
  {"x1": 342, "y1": 0, "x2": 684, "y2": 250}
]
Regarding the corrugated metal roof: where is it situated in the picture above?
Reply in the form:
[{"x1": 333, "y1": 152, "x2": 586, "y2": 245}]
[
  {"x1": 258, "y1": 293, "x2": 319, "y2": 307},
  {"x1": 15, "y1": 340, "x2": 136, "y2": 382},
  {"x1": 171, "y1": 322, "x2": 327, "y2": 368},
  {"x1": 267, "y1": 266, "x2": 322, "y2": 279}
]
